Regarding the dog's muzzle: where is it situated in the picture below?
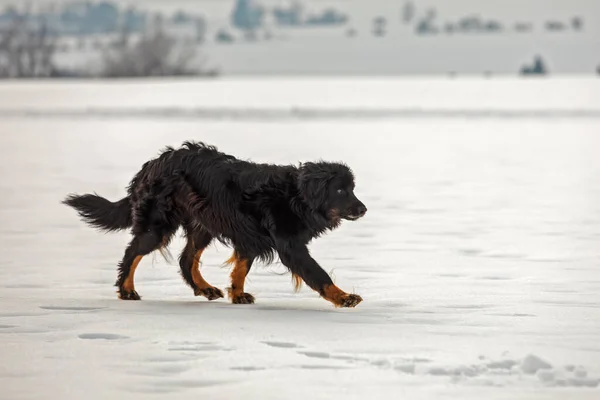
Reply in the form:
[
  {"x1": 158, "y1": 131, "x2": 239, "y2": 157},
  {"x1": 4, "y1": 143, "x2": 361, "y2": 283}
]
[{"x1": 344, "y1": 203, "x2": 367, "y2": 220}]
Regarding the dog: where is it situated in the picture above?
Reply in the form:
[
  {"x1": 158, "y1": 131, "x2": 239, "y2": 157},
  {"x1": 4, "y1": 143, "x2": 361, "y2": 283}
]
[{"x1": 63, "y1": 141, "x2": 367, "y2": 307}]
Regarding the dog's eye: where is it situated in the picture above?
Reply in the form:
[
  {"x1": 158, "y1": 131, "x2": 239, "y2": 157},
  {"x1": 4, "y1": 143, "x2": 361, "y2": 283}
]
[{"x1": 336, "y1": 189, "x2": 346, "y2": 195}]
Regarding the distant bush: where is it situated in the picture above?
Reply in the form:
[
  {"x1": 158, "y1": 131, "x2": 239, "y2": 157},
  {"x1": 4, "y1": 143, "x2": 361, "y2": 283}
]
[
  {"x1": 520, "y1": 55, "x2": 548, "y2": 76},
  {"x1": 514, "y1": 22, "x2": 533, "y2": 33},
  {"x1": 545, "y1": 21, "x2": 566, "y2": 32},
  {"x1": 215, "y1": 29, "x2": 235, "y2": 43},
  {"x1": 0, "y1": 16, "x2": 58, "y2": 78},
  {"x1": 100, "y1": 26, "x2": 217, "y2": 78}
]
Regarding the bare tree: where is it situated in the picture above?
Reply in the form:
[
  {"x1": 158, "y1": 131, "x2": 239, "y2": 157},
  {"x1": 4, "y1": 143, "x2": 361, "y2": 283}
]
[
  {"x1": 0, "y1": 10, "x2": 217, "y2": 79},
  {"x1": 0, "y1": 14, "x2": 58, "y2": 78},
  {"x1": 101, "y1": 23, "x2": 215, "y2": 77}
]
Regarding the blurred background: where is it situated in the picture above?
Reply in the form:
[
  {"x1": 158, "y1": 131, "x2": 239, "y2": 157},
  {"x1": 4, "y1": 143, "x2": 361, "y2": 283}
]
[
  {"x1": 2, "y1": 2, "x2": 600, "y2": 399},
  {"x1": 0, "y1": 0, "x2": 598, "y2": 78}
]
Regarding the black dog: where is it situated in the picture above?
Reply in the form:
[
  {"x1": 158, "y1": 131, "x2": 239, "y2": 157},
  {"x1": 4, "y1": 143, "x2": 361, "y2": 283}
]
[{"x1": 63, "y1": 141, "x2": 367, "y2": 307}]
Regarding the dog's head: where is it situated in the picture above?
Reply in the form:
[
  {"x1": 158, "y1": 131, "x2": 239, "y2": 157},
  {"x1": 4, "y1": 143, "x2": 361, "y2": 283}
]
[{"x1": 297, "y1": 161, "x2": 367, "y2": 222}]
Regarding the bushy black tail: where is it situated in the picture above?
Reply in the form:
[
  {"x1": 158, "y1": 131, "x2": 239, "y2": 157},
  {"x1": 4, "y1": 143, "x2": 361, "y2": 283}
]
[{"x1": 62, "y1": 193, "x2": 132, "y2": 232}]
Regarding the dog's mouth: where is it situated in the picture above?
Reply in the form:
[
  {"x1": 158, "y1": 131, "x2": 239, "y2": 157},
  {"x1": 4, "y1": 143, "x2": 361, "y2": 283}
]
[
  {"x1": 341, "y1": 206, "x2": 367, "y2": 221},
  {"x1": 331, "y1": 206, "x2": 367, "y2": 222}
]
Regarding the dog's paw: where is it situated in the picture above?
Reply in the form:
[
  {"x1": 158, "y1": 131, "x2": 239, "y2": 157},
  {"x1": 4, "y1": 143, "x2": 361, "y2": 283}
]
[
  {"x1": 195, "y1": 286, "x2": 224, "y2": 301},
  {"x1": 231, "y1": 292, "x2": 255, "y2": 305},
  {"x1": 118, "y1": 289, "x2": 141, "y2": 300},
  {"x1": 337, "y1": 293, "x2": 362, "y2": 308}
]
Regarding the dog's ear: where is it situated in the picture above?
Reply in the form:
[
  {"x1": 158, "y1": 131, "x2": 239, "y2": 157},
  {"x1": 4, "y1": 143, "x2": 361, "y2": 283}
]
[{"x1": 297, "y1": 162, "x2": 330, "y2": 210}]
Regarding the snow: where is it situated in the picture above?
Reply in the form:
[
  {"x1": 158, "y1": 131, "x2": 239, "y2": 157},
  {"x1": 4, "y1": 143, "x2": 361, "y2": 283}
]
[
  {"x1": 1, "y1": 77, "x2": 600, "y2": 399},
  {"x1": 0, "y1": 76, "x2": 599, "y2": 113},
  {"x1": 521, "y1": 355, "x2": 553, "y2": 375}
]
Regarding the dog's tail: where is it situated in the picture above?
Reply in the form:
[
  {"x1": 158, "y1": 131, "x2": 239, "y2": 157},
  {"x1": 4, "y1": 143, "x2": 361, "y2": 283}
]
[{"x1": 62, "y1": 193, "x2": 132, "y2": 232}]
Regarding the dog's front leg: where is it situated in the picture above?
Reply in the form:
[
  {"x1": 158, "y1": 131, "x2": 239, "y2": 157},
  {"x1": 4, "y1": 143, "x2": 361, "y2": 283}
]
[{"x1": 276, "y1": 242, "x2": 362, "y2": 308}]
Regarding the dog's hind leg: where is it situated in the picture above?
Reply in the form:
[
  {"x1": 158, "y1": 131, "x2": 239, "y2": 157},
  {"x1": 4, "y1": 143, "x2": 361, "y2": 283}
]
[
  {"x1": 115, "y1": 231, "x2": 172, "y2": 300},
  {"x1": 226, "y1": 251, "x2": 255, "y2": 304},
  {"x1": 178, "y1": 228, "x2": 224, "y2": 300}
]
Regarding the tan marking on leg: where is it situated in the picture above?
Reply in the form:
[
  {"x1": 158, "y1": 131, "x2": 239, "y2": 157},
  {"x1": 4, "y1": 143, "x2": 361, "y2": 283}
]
[
  {"x1": 292, "y1": 273, "x2": 303, "y2": 292},
  {"x1": 189, "y1": 247, "x2": 224, "y2": 300},
  {"x1": 322, "y1": 284, "x2": 363, "y2": 308},
  {"x1": 122, "y1": 255, "x2": 142, "y2": 293},
  {"x1": 225, "y1": 253, "x2": 237, "y2": 266},
  {"x1": 322, "y1": 284, "x2": 346, "y2": 305},
  {"x1": 191, "y1": 248, "x2": 211, "y2": 289},
  {"x1": 226, "y1": 252, "x2": 254, "y2": 304},
  {"x1": 229, "y1": 257, "x2": 248, "y2": 299}
]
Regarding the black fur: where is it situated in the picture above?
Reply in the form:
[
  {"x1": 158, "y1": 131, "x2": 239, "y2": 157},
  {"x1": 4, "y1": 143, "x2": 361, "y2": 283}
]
[
  {"x1": 62, "y1": 194, "x2": 131, "y2": 232},
  {"x1": 63, "y1": 141, "x2": 367, "y2": 306}
]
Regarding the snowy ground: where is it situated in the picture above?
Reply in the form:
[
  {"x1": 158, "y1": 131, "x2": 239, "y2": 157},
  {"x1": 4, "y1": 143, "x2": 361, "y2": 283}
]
[{"x1": 1, "y1": 78, "x2": 599, "y2": 399}]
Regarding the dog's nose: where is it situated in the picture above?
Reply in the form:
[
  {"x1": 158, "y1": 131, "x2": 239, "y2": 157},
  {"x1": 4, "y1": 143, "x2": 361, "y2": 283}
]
[{"x1": 357, "y1": 204, "x2": 367, "y2": 217}]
